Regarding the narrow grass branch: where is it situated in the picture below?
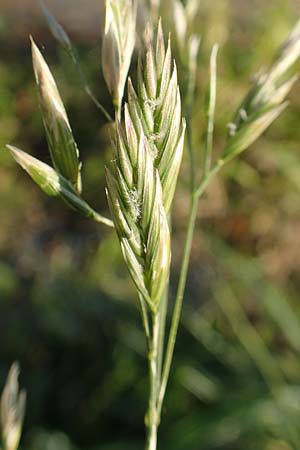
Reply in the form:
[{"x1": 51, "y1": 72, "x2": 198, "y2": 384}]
[
  {"x1": 70, "y1": 52, "x2": 113, "y2": 122},
  {"x1": 186, "y1": 60, "x2": 197, "y2": 193},
  {"x1": 145, "y1": 313, "x2": 160, "y2": 450},
  {"x1": 203, "y1": 44, "x2": 218, "y2": 176},
  {"x1": 157, "y1": 190, "x2": 198, "y2": 415},
  {"x1": 157, "y1": 156, "x2": 224, "y2": 414}
]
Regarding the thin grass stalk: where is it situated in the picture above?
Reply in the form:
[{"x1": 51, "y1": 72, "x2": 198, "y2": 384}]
[
  {"x1": 158, "y1": 43, "x2": 202, "y2": 405},
  {"x1": 203, "y1": 44, "x2": 218, "y2": 176},
  {"x1": 157, "y1": 190, "x2": 198, "y2": 415},
  {"x1": 156, "y1": 275, "x2": 168, "y2": 394},
  {"x1": 70, "y1": 51, "x2": 113, "y2": 122},
  {"x1": 185, "y1": 55, "x2": 197, "y2": 193},
  {"x1": 157, "y1": 46, "x2": 219, "y2": 415}
]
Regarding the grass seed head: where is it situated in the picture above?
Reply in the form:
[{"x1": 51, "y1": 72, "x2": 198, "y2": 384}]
[
  {"x1": 31, "y1": 37, "x2": 82, "y2": 192},
  {"x1": 102, "y1": 0, "x2": 137, "y2": 114},
  {"x1": 6, "y1": 146, "x2": 113, "y2": 227},
  {"x1": 223, "y1": 19, "x2": 300, "y2": 161},
  {"x1": 172, "y1": 0, "x2": 200, "y2": 64},
  {"x1": 127, "y1": 21, "x2": 186, "y2": 213},
  {"x1": 106, "y1": 120, "x2": 171, "y2": 312}
]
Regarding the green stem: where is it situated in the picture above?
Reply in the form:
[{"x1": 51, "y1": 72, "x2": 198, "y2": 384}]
[
  {"x1": 195, "y1": 159, "x2": 224, "y2": 198},
  {"x1": 186, "y1": 78, "x2": 196, "y2": 193},
  {"x1": 157, "y1": 191, "x2": 198, "y2": 414},
  {"x1": 148, "y1": 42, "x2": 220, "y2": 434},
  {"x1": 91, "y1": 210, "x2": 114, "y2": 227},
  {"x1": 154, "y1": 58, "x2": 201, "y2": 415},
  {"x1": 156, "y1": 285, "x2": 168, "y2": 393},
  {"x1": 139, "y1": 294, "x2": 151, "y2": 350},
  {"x1": 145, "y1": 313, "x2": 160, "y2": 450},
  {"x1": 203, "y1": 45, "x2": 218, "y2": 176},
  {"x1": 157, "y1": 159, "x2": 224, "y2": 416}
]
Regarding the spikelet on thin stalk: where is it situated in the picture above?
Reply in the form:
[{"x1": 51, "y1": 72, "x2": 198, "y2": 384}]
[
  {"x1": 106, "y1": 116, "x2": 170, "y2": 312},
  {"x1": 31, "y1": 38, "x2": 82, "y2": 193},
  {"x1": 240, "y1": 18, "x2": 300, "y2": 120},
  {"x1": 6, "y1": 145, "x2": 113, "y2": 227},
  {"x1": 223, "y1": 19, "x2": 300, "y2": 161},
  {"x1": 127, "y1": 21, "x2": 186, "y2": 213},
  {"x1": 102, "y1": 0, "x2": 137, "y2": 116},
  {"x1": 1, "y1": 363, "x2": 26, "y2": 450},
  {"x1": 171, "y1": 0, "x2": 200, "y2": 68}
]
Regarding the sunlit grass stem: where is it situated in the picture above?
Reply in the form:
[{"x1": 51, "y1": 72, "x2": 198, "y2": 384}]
[{"x1": 157, "y1": 46, "x2": 220, "y2": 414}]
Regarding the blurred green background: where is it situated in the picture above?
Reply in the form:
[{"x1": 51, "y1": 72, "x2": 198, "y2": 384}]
[{"x1": 1, "y1": 0, "x2": 300, "y2": 449}]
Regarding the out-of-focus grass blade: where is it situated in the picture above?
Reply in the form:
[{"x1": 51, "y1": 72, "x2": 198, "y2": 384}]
[
  {"x1": 207, "y1": 235, "x2": 300, "y2": 355},
  {"x1": 214, "y1": 282, "x2": 300, "y2": 446},
  {"x1": 182, "y1": 307, "x2": 251, "y2": 370},
  {"x1": 31, "y1": 38, "x2": 82, "y2": 193},
  {"x1": 39, "y1": 1, "x2": 72, "y2": 54},
  {"x1": 214, "y1": 281, "x2": 284, "y2": 388},
  {"x1": 7, "y1": 145, "x2": 113, "y2": 227},
  {"x1": 177, "y1": 365, "x2": 220, "y2": 403}
]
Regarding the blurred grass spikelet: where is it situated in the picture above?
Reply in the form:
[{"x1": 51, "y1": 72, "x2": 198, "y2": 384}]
[
  {"x1": 1, "y1": 363, "x2": 26, "y2": 450},
  {"x1": 102, "y1": 0, "x2": 137, "y2": 115},
  {"x1": 6, "y1": 146, "x2": 113, "y2": 227},
  {"x1": 31, "y1": 37, "x2": 82, "y2": 192},
  {"x1": 127, "y1": 21, "x2": 186, "y2": 213},
  {"x1": 172, "y1": 0, "x2": 200, "y2": 68},
  {"x1": 105, "y1": 116, "x2": 170, "y2": 311},
  {"x1": 223, "y1": 19, "x2": 300, "y2": 161},
  {"x1": 172, "y1": 0, "x2": 199, "y2": 51}
]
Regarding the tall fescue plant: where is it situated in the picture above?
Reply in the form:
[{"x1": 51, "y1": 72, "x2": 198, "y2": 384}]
[{"x1": 3, "y1": 1, "x2": 300, "y2": 449}]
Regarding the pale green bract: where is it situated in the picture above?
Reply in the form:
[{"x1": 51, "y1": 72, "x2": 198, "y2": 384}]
[{"x1": 7, "y1": 146, "x2": 113, "y2": 228}]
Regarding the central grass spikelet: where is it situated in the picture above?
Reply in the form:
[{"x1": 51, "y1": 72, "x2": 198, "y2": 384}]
[
  {"x1": 106, "y1": 118, "x2": 171, "y2": 312},
  {"x1": 102, "y1": 0, "x2": 137, "y2": 117},
  {"x1": 127, "y1": 21, "x2": 186, "y2": 213}
]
